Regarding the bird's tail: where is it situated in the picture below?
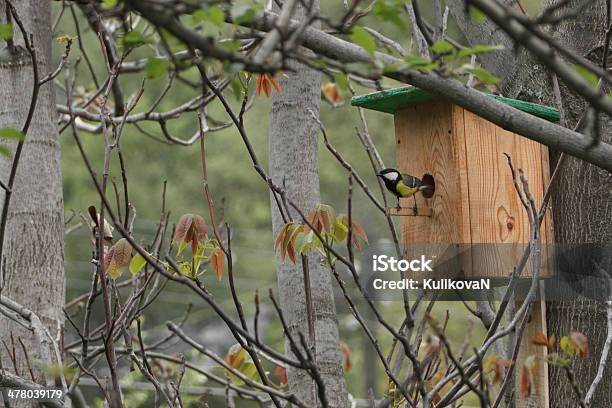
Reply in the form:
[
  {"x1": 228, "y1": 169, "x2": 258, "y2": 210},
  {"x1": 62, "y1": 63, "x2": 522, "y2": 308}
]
[{"x1": 419, "y1": 173, "x2": 435, "y2": 198}]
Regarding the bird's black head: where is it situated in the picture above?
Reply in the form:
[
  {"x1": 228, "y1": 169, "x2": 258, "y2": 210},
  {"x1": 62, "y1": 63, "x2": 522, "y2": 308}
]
[
  {"x1": 377, "y1": 168, "x2": 401, "y2": 182},
  {"x1": 377, "y1": 168, "x2": 401, "y2": 191}
]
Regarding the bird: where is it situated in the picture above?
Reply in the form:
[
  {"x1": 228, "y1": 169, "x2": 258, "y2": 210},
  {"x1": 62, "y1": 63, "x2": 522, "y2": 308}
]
[{"x1": 376, "y1": 168, "x2": 435, "y2": 214}]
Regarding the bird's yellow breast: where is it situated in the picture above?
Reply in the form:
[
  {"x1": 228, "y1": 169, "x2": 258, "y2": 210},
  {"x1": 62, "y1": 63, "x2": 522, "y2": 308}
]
[{"x1": 396, "y1": 182, "x2": 419, "y2": 197}]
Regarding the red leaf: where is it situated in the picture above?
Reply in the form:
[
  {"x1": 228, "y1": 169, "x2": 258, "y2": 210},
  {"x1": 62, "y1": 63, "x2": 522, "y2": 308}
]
[
  {"x1": 424, "y1": 335, "x2": 441, "y2": 356},
  {"x1": 492, "y1": 357, "x2": 512, "y2": 384},
  {"x1": 174, "y1": 214, "x2": 194, "y2": 244},
  {"x1": 274, "y1": 224, "x2": 288, "y2": 250},
  {"x1": 211, "y1": 247, "x2": 224, "y2": 280},
  {"x1": 274, "y1": 366, "x2": 287, "y2": 385},
  {"x1": 570, "y1": 332, "x2": 589, "y2": 358},
  {"x1": 320, "y1": 207, "x2": 331, "y2": 233},
  {"x1": 270, "y1": 74, "x2": 281, "y2": 93},
  {"x1": 104, "y1": 238, "x2": 132, "y2": 279},
  {"x1": 103, "y1": 247, "x2": 114, "y2": 273},
  {"x1": 351, "y1": 221, "x2": 369, "y2": 244},
  {"x1": 256, "y1": 74, "x2": 264, "y2": 96},
  {"x1": 225, "y1": 344, "x2": 246, "y2": 369},
  {"x1": 322, "y1": 82, "x2": 344, "y2": 105},
  {"x1": 532, "y1": 332, "x2": 549, "y2": 346},
  {"x1": 256, "y1": 74, "x2": 282, "y2": 97},
  {"x1": 286, "y1": 242, "x2": 296, "y2": 263},
  {"x1": 112, "y1": 238, "x2": 132, "y2": 268},
  {"x1": 340, "y1": 342, "x2": 352, "y2": 373},
  {"x1": 307, "y1": 208, "x2": 320, "y2": 233},
  {"x1": 519, "y1": 366, "x2": 531, "y2": 397},
  {"x1": 192, "y1": 214, "x2": 208, "y2": 242}
]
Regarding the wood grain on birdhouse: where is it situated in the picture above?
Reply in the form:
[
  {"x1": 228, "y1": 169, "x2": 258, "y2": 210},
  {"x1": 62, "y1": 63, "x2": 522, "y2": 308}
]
[{"x1": 394, "y1": 100, "x2": 553, "y2": 279}]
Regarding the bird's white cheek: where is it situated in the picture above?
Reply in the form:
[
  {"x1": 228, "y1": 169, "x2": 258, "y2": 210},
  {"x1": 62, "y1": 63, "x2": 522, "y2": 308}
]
[{"x1": 384, "y1": 174, "x2": 396, "y2": 181}]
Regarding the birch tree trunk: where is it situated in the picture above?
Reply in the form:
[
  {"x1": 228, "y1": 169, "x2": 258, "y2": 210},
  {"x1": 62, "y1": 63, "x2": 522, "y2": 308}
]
[
  {"x1": 449, "y1": 1, "x2": 612, "y2": 406},
  {"x1": 0, "y1": 0, "x2": 65, "y2": 397},
  {"x1": 268, "y1": 1, "x2": 349, "y2": 406}
]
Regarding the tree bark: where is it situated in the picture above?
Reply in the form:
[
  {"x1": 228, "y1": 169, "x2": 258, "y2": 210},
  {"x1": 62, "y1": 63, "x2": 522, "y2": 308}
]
[
  {"x1": 450, "y1": 1, "x2": 612, "y2": 406},
  {"x1": 0, "y1": 0, "x2": 65, "y2": 401},
  {"x1": 541, "y1": 2, "x2": 612, "y2": 407},
  {"x1": 268, "y1": 1, "x2": 348, "y2": 407}
]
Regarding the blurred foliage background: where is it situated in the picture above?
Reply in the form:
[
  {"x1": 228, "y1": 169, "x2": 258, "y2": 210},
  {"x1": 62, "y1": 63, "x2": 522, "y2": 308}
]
[{"x1": 53, "y1": 0, "x2": 540, "y2": 405}]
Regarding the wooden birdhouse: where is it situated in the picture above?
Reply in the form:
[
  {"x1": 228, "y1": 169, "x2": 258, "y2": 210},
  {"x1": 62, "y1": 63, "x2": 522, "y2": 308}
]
[
  {"x1": 352, "y1": 86, "x2": 558, "y2": 407},
  {"x1": 352, "y1": 87, "x2": 559, "y2": 279}
]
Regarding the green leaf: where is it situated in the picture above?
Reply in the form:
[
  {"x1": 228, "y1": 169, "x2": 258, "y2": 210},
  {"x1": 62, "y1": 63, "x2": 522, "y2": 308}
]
[
  {"x1": 469, "y1": 6, "x2": 487, "y2": 23},
  {"x1": 458, "y1": 44, "x2": 504, "y2": 58},
  {"x1": 194, "y1": 6, "x2": 225, "y2": 26},
  {"x1": 0, "y1": 145, "x2": 11, "y2": 158},
  {"x1": 0, "y1": 23, "x2": 13, "y2": 41},
  {"x1": 231, "y1": 76, "x2": 244, "y2": 101},
  {"x1": 129, "y1": 253, "x2": 147, "y2": 275},
  {"x1": 574, "y1": 65, "x2": 598, "y2": 87},
  {"x1": 56, "y1": 35, "x2": 76, "y2": 45},
  {"x1": 334, "y1": 73, "x2": 350, "y2": 93},
  {"x1": 431, "y1": 40, "x2": 455, "y2": 55},
  {"x1": 382, "y1": 62, "x2": 406, "y2": 73},
  {"x1": 224, "y1": 345, "x2": 261, "y2": 385},
  {"x1": 102, "y1": 0, "x2": 119, "y2": 9},
  {"x1": 373, "y1": 1, "x2": 407, "y2": 30},
  {"x1": 560, "y1": 336, "x2": 575, "y2": 357},
  {"x1": 0, "y1": 128, "x2": 24, "y2": 141},
  {"x1": 145, "y1": 57, "x2": 170, "y2": 79},
  {"x1": 333, "y1": 216, "x2": 349, "y2": 242},
  {"x1": 177, "y1": 240, "x2": 188, "y2": 257},
  {"x1": 462, "y1": 64, "x2": 500, "y2": 85},
  {"x1": 351, "y1": 26, "x2": 376, "y2": 55},
  {"x1": 121, "y1": 31, "x2": 150, "y2": 49},
  {"x1": 403, "y1": 55, "x2": 438, "y2": 71},
  {"x1": 232, "y1": 3, "x2": 263, "y2": 25},
  {"x1": 219, "y1": 40, "x2": 241, "y2": 53}
]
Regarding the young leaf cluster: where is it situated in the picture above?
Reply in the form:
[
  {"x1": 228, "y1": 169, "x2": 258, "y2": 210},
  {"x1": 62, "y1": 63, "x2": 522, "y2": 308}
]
[
  {"x1": 274, "y1": 204, "x2": 368, "y2": 265},
  {"x1": 172, "y1": 213, "x2": 224, "y2": 280}
]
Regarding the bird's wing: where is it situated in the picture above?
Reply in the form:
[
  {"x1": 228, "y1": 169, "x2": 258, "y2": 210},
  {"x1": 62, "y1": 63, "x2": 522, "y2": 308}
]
[{"x1": 400, "y1": 174, "x2": 422, "y2": 189}]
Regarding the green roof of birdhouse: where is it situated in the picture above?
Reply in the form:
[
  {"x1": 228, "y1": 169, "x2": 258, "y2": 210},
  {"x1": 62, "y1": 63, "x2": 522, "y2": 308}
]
[{"x1": 351, "y1": 86, "x2": 560, "y2": 122}]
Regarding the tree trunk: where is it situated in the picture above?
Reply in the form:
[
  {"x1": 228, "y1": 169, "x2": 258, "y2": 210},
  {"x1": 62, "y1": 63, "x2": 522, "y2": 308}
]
[
  {"x1": 0, "y1": 0, "x2": 65, "y2": 398},
  {"x1": 450, "y1": 1, "x2": 612, "y2": 406},
  {"x1": 268, "y1": 1, "x2": 348, "y2": 406},
  {"x1": 540, "y1": 2, "x2": 612, "y2": 407}
]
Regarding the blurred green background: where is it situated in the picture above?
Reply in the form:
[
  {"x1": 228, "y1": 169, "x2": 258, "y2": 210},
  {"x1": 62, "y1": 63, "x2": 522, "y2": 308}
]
[{"x1": 52, "y1": 1, "x2": 544, "y2": 405}]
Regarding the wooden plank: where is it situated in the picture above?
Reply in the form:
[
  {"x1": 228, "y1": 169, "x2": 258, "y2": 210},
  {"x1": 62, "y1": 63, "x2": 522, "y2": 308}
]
[
  {"x1": 462, "y1": 111, "x2": 548, "y2": 278},
  {"x1": 386, "y1": 202, "x2": 432, "y2": 217},
  {"x1": 452, "y1": 105, "x2": 473, "y2": 280},
  {"x1": 394, "y1": 101, "x2": 469, "y2": 280},
  {"x1": 394, "y1": 101, "x2": 467, "y2": 245},
  {"x1": 452, "y1": 105, "x2": 472, "y2": 247},
  {"x1": 460, "y1": 112, "x2": 549, "y2": 408},
  {"x1": 462, "y1": 110, "x2": 510, "y2": 276}
]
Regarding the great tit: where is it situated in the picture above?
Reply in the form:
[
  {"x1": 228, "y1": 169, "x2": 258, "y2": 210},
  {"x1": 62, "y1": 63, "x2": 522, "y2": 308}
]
[{"x1": 376, "y1": 168, "x2": 435, "y2": 213}]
